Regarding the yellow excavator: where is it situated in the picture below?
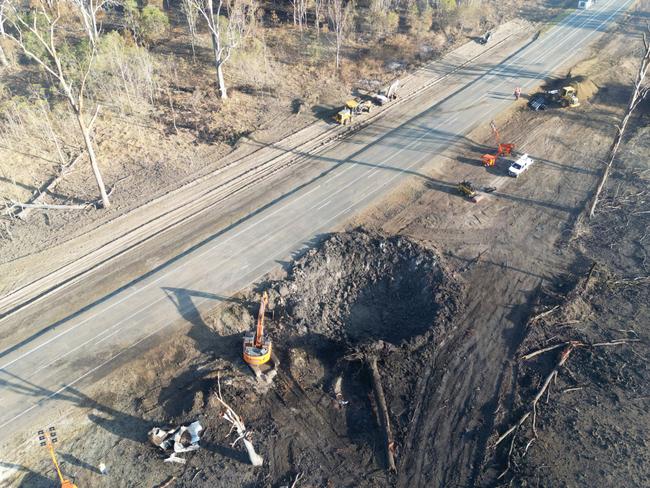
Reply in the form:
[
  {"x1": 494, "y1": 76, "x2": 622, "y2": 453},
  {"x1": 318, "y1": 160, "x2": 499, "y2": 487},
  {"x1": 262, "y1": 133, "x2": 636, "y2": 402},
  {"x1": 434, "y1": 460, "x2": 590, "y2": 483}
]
[{"x1": 334, "y1": 99, "x2": 373, "y2": 125}]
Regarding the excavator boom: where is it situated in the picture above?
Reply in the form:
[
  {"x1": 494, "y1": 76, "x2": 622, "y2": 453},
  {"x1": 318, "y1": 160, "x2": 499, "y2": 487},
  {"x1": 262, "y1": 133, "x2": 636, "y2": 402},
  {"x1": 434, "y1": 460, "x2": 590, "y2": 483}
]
[{"x1": 254, "y1": 292, "x2": 268, "y2": 348}]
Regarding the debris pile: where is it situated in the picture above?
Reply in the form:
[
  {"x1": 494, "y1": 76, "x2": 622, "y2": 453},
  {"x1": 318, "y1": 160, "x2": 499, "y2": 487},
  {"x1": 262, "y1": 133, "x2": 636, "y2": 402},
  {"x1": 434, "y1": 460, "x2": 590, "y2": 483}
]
[{"x1": 148, "y1": 421, "x2": 204, "y2": 464}]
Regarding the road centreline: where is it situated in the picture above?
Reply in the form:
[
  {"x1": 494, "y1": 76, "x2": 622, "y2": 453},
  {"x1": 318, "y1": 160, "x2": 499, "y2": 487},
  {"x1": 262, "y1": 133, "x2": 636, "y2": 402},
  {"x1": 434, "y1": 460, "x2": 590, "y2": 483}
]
[{"x1": 0, "y1": 0, "x2": 631, "y2": 436}]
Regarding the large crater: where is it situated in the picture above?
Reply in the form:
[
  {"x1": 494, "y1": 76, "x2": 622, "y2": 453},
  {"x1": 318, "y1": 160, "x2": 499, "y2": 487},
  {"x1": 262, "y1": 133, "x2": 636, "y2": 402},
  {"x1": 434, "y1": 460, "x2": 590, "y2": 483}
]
[{"x1": 277, "y1": 230, "x2": 461, "y2": 347}]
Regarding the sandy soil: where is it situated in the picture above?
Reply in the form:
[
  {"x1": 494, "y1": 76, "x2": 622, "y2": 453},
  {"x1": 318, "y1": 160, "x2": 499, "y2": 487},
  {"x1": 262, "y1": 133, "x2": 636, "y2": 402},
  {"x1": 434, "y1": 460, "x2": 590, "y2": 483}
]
[{"x1": 2, "y1": 3, "x2": 649, "y2": 488}]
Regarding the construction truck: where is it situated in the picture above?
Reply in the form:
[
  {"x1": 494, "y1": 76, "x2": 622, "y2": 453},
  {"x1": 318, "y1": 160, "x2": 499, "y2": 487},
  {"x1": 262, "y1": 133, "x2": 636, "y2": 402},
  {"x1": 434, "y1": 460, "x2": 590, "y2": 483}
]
[
  {"x1": 477, "y1": 31, "x2": 492, "y2": 45},
  {"x1": 371, "y1": 79, "x2": 400, "y2": 106},
  {"x1": 543, "y1": 86, "x2": 580, "y2": 108},
  {"x1": 549, "y1": 86, "x2": 580, "y2": 108},
  {"x1": 334, "y1": 98, "x2": 373, "y2": 125}
]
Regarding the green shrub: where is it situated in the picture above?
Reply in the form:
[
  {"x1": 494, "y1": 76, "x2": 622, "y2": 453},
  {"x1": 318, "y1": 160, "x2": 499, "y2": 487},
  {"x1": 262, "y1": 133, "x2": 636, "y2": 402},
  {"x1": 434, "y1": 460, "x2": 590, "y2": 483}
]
[{"x1": 139, "y1": 6, "x2": 170, "y2": 46}]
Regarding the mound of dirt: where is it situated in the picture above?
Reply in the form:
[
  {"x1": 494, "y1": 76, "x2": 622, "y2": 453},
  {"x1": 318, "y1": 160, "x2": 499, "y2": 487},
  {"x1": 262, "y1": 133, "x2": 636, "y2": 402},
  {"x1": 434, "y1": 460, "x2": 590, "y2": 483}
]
[
  {"x1": 567, "y1": 60, "x2": 599, "y2": 101},
  {"x1": 274, "y1": 230, "x2": 462, "y2": 348}
]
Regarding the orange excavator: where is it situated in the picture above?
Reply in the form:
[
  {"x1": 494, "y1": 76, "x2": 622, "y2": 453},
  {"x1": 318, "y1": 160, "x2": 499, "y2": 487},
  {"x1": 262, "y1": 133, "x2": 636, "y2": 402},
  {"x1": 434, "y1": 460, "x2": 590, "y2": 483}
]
[
  {"x1": 243, "y1": 292, "x2": 272, "y2": 368},
  {"x1": 481, "y1": 120, "x2": 514, "y2": 167}
]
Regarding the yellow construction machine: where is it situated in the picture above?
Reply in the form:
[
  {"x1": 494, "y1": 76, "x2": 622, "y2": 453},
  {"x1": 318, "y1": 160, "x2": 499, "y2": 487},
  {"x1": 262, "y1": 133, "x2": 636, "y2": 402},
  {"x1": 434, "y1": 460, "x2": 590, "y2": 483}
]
[
  {"x1": 334, "y1": 99, "x2": 373, "y2": 125},
  {"x1": 545, "y1": 86, "x2": 580, "y2": 108},
  {"x1": 457, "y1": 181, "x2": 479, "y2": 202},
  {"x1": 559, "y1": 86, "x2": 580, "y2": 108}
]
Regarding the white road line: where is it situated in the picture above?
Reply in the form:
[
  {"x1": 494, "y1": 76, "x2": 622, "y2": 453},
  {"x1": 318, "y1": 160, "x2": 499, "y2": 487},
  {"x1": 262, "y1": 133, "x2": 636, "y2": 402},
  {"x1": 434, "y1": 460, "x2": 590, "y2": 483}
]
[
  {"x1": 317, "y1": 200, "x2": 331, "y2": 210},
  {"x1": 94, "y1": 328, "x2": 122, "y2": 346}
]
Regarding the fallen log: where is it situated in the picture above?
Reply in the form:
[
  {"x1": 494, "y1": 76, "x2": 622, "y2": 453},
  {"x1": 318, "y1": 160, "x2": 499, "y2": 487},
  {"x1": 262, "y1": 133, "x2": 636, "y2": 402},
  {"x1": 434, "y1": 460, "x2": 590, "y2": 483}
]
[
  {"x1": 367, "y1": 354, "x2": 397, "y2": 472},
  {"x1": 9, "y1": 202, "x2": 91, "y2": 211},
  {"x1": 215, "y1": 376, "x2": 264, "y2": 467},
  {"x1": 4, "y1": 152, "x2": 84, "y2": 219}
]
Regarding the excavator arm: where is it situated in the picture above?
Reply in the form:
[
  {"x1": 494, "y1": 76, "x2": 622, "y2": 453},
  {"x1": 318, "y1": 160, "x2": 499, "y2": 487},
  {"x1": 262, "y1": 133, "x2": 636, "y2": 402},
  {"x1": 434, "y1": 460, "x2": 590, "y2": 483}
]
[{"x1": 254, "y1": 292, "x2": 269, "y2": 348}]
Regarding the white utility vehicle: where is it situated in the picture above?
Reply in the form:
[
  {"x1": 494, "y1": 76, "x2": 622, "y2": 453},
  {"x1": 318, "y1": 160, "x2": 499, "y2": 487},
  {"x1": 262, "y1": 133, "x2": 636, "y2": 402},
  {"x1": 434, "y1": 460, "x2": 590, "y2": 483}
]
[
  {"x1": 508, "y1": 154, "x2": 534, "y2": 177},
  {"x1": 578, "y1": 0, "x2": 593, "y2": 9}
]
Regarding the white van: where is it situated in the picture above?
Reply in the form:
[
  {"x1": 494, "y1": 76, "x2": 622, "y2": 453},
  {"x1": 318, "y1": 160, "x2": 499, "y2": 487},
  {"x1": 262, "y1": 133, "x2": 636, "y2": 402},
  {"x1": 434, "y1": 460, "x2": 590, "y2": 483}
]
[{"x1": 578, "y1": 0, "x2": 593, "y2": 9}]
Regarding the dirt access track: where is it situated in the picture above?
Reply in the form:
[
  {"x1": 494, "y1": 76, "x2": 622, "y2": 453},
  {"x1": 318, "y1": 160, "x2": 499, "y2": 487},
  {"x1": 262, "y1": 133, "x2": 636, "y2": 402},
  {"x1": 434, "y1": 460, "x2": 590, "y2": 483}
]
[{"x1": 1, "y1": 0, "x2": 648, "y2": 486}]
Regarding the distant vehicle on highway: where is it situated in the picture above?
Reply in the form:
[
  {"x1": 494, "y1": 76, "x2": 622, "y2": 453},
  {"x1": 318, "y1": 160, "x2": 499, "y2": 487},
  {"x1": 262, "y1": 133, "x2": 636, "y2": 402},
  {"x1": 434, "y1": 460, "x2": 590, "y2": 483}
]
[
  {"x1": 508, "y1": 154, "x2": 534, "y2": 177},
  {"x1": 578, "y1": 0, "x2": 593, "y2": 9}
]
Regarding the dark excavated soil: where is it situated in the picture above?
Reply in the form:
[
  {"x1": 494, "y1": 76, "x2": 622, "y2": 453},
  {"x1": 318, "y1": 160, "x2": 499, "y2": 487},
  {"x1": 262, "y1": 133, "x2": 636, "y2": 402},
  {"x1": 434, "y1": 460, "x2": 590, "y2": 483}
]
[{"x1": 272, "y1": 230, "x2": 462, "y2": 349}]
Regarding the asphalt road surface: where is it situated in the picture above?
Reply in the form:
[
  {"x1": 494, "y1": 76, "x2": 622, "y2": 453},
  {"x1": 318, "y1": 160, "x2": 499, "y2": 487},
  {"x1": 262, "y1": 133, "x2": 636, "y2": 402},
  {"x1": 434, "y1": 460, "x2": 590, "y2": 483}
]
[{"x1": 0, "y1": 0, "x2": 632, "y2": 445}]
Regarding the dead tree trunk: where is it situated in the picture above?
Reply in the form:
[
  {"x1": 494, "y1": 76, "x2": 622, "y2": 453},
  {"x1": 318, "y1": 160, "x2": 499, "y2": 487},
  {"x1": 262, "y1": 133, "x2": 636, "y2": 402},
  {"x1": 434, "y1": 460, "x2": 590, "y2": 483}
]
[
  {"x1": 368, "y1": 355, "x2": 397, "y2": 472},
  {"x1": 215, "y1": 376, "x2": 264, "y2": 466},
  {"x1": 589, "y1": 30, "x2": 650, "y2": 218},
  {"x1": 76, "y1": 112, "x2": 110, "y2": 208}
]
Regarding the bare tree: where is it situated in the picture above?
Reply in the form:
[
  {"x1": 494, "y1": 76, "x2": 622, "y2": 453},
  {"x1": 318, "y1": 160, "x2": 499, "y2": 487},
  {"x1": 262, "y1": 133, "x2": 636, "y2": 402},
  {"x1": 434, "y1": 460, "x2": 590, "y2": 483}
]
[
  {"x1": 313, "y1": 0, "x2": 323, "y2": 37},
  {"x1": 70, "y1": 0, "x2": 115, "y2": 45},
  {"x1": 327, "y1": 0, "x2": 354, "y2": 70},
  {"x1": 589, "y1": 29, "x2": 650, "y2": 218},
  {"x1": 5, "y1": 1, "x2": 111, "y2": 208},
  {"x1": 190, "y1": 0, "x2": 256, "y2": 99},
  {"x1": 0, "y1": 1, "x2": 10, "y2": 67},
  {"x1": 291, "y1": 0, "x2": 308, "y2": 31},
  {"x1": 180, "y1": 0, "x2": 199, "y2": 59}
]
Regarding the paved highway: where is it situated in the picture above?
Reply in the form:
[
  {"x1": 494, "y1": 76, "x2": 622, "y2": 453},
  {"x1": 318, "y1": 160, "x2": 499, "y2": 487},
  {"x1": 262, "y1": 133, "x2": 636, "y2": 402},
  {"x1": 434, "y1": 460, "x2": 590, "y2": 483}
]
[{"x1": 0, "y1": 0, "x2": 632, "y2": 444}]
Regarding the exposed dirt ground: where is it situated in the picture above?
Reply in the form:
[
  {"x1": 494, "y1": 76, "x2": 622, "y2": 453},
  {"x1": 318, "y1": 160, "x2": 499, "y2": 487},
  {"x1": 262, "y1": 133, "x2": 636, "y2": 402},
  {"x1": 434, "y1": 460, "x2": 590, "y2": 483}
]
[{"x1": 3, "y1": 3, "x2": 649, "y2": 488}]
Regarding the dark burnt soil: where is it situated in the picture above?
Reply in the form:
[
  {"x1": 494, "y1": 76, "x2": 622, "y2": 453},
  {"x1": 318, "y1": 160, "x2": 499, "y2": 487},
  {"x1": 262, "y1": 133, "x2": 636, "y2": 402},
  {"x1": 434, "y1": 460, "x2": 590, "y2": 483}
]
[
  {"x1": 481, "y1": 123, "x2": 650, "y2": 487},
  {"x1": 163, "y1": 230, "x2": 463, "y2": 487},
  {"x1": 271, "y1": 230, "x2": 462, "y2": 348}
]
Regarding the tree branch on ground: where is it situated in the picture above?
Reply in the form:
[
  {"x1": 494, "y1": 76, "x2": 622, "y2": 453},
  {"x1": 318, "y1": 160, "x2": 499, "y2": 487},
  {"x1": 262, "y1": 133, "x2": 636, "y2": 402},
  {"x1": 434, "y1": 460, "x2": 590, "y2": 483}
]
[
  {"x1": 494, "y1": 338, "x2": 639, "y2": 479},
  {"x1": 215, "y1": 375, "x2": 263, "y2": 466}
]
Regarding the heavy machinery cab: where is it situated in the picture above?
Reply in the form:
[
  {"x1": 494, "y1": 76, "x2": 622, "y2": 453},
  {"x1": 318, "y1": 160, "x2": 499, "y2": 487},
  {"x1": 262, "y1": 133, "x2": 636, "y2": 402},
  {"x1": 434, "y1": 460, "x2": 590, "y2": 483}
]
[
  {"x1": 334, "y1": 99, "x2": 372, "y2": 125},
  {"x1": 334, "y1": 108, "x2": 353, "y2": 125}
]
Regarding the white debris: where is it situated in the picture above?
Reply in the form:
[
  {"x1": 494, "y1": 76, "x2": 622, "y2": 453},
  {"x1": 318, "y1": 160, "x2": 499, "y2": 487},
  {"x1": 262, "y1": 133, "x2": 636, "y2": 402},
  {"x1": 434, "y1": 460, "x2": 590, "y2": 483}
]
[
  {"x1": 163, "y1": 453, "x2": 187, "y2": 465},
  {"x1": 149, "y1": 421, "x2": 204, "y2": 462}
]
